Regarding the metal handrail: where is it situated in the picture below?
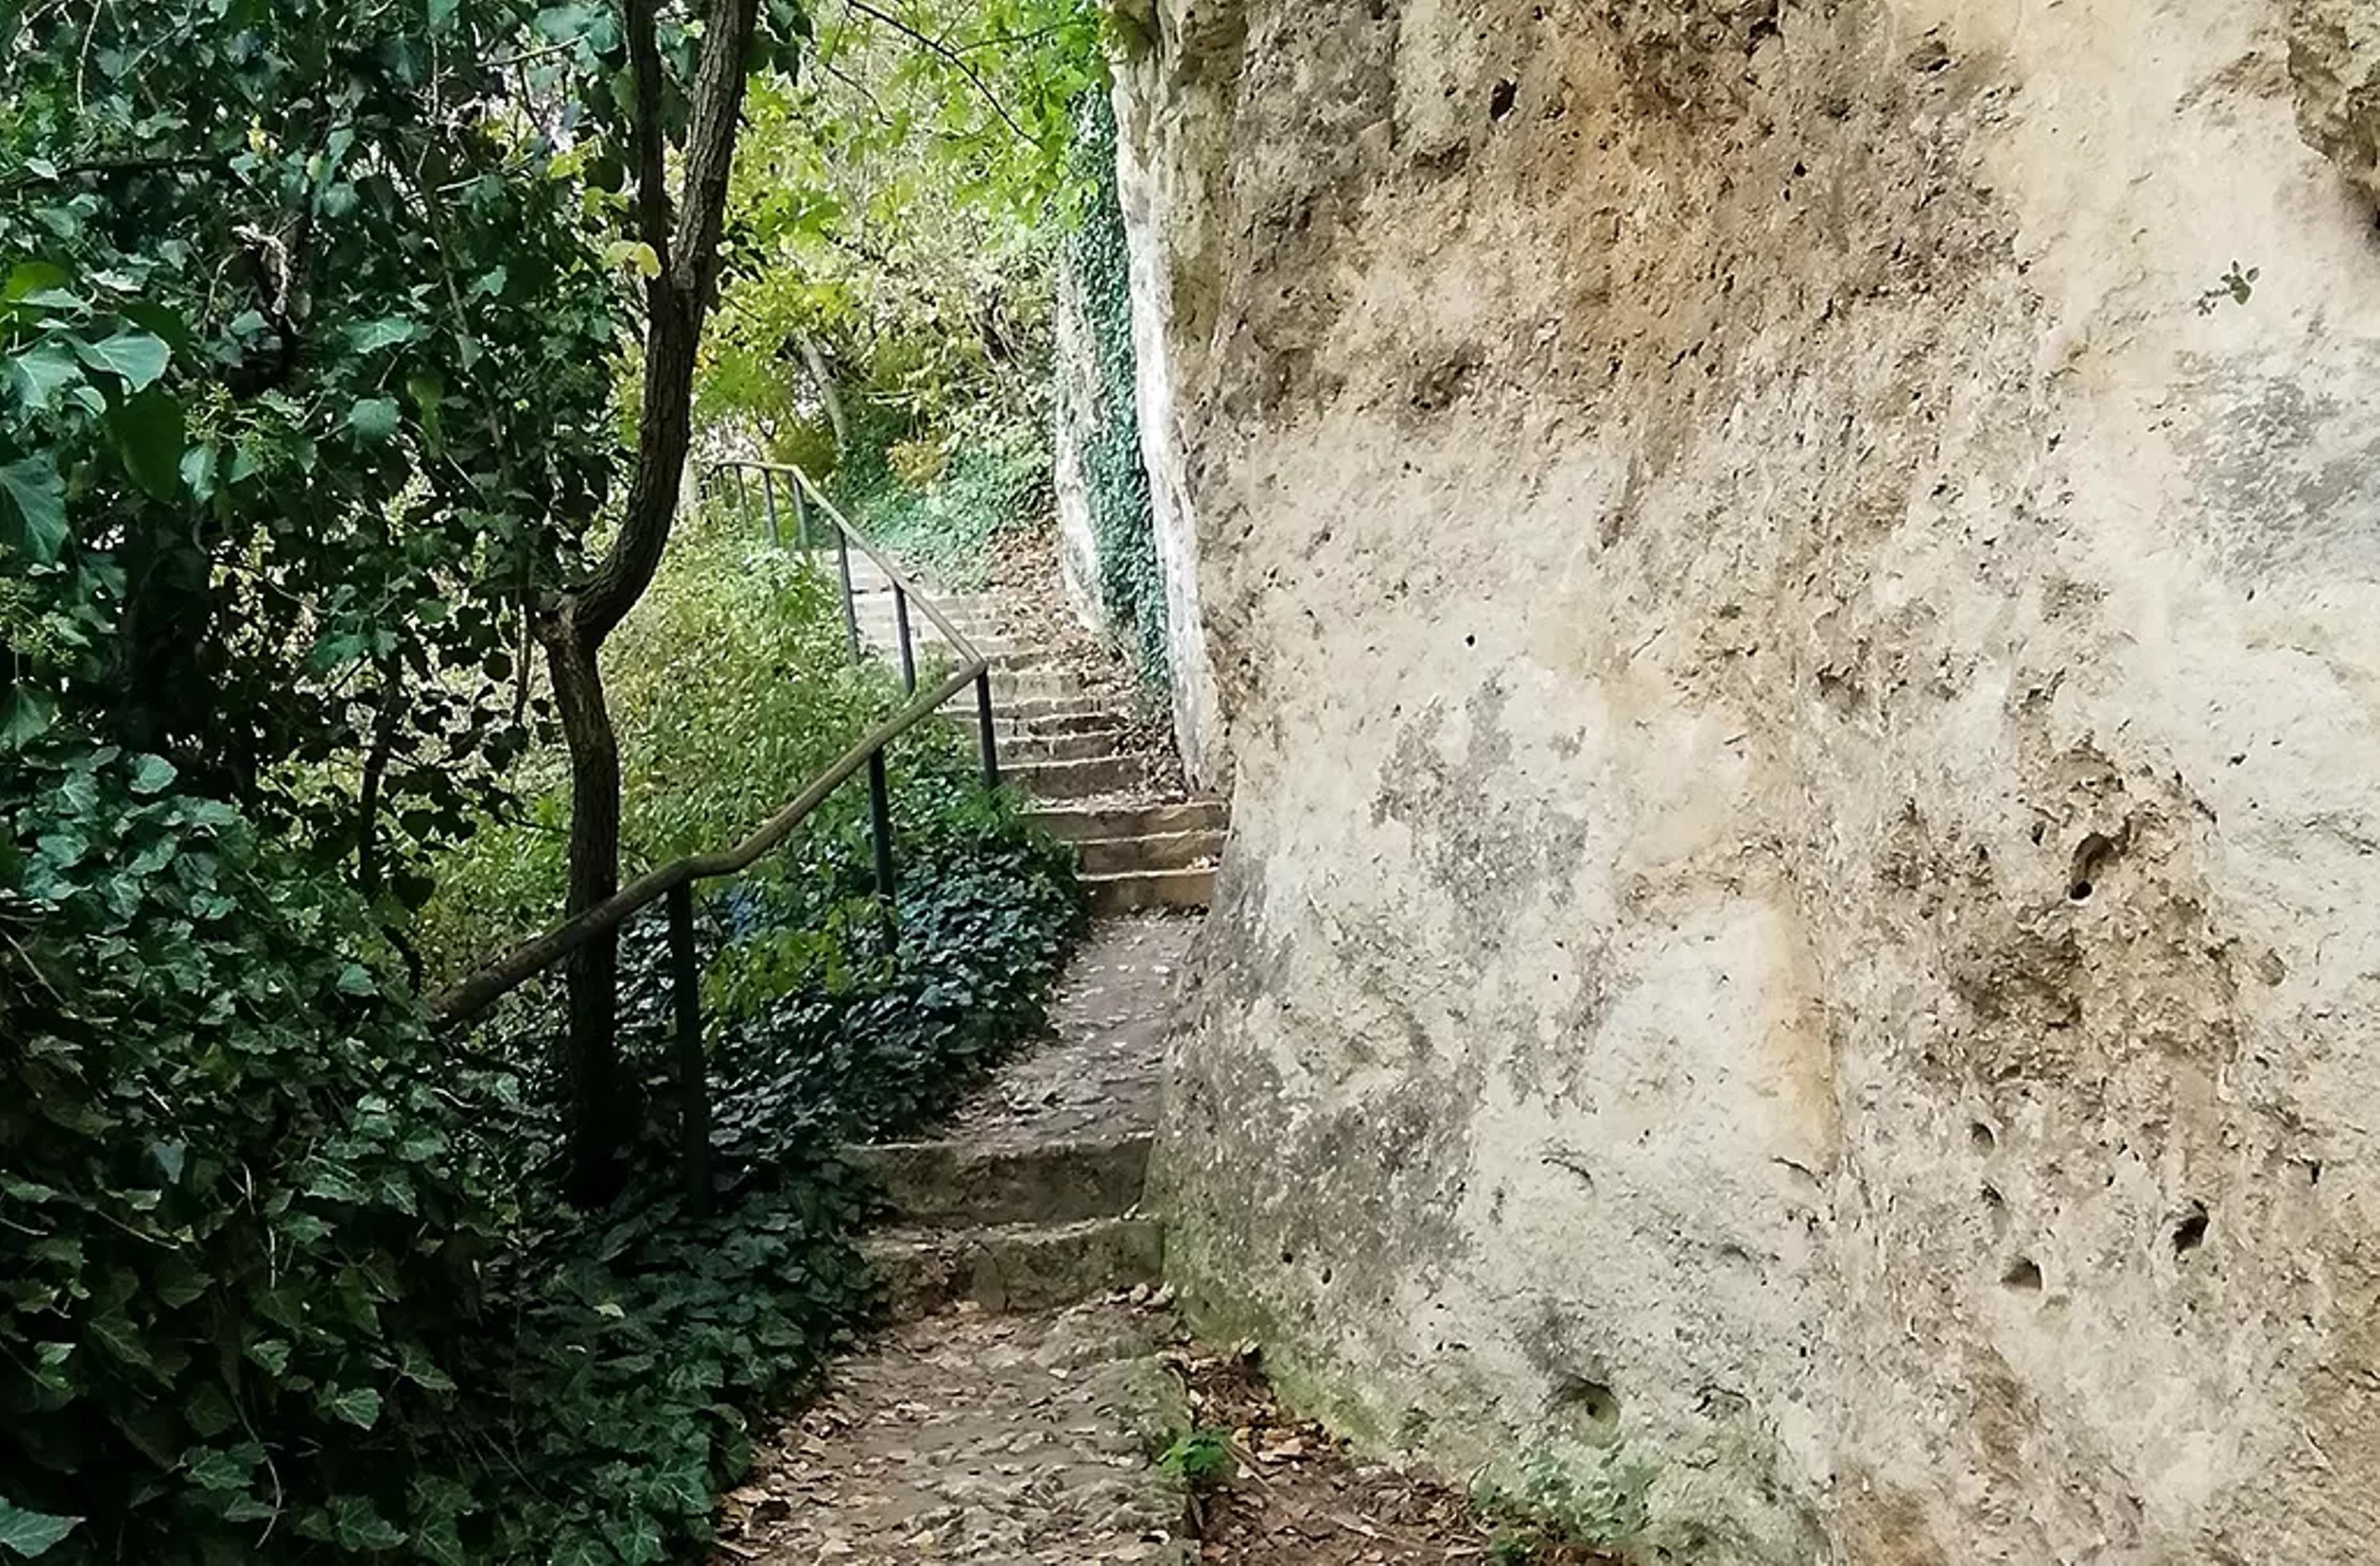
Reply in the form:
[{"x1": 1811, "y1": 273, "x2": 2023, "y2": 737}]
[{"x1": 425, "y1": 459, "x2": 1008, "y2": 1206}]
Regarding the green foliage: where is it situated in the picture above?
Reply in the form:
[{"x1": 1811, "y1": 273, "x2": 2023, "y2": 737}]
[
  {"x1": 699, "y1": 0, "x2": 1104, "y2": 585},
  {"x1": 3, "y1": 4, "x2": 1095, "y2": 1562},
  {"x1": 1062, "y1": 91, "x2": 1166, "y2": 688},
  {"x1": 837, "y1": 417, "x2": 1052, "y2": 590},
  {"x1": 415, "y1": 496, "x2": 909, "y2": 981},
  {"x1": 0, "y1": 0, "x2": 641, "y2": 918},
  {"x1": 1157, "y1": 1428, "x2": 1237, "y2": 1494},
  {"x1": 1, "y1": 735, "x2": 509, "y2": 1562}
]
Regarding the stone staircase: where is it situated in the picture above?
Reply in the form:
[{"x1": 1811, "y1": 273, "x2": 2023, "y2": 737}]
[
  {"x1": 848, "y1": 913, "x2": 1191, "y2": 1321},
  {"x1": 843, "y1": 555, "x2": 1226, "y2": 918},
  {"x1": 827, "y1": 549, "x2": 1220, "y2": 1322}
]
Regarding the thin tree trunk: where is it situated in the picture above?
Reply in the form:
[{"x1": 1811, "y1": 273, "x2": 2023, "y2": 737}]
[
  {"x1": 798, "y1": 332, "x2": 848, "y2": 457},
  {"x1": 545, "y1": 0, "x2": 762, "y2": 1202},
  {"x1": 544, "y1": 615, "x2": 630, "y2": 1203}
]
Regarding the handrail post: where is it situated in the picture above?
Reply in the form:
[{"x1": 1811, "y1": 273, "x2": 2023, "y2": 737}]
[
  {"x1": 835, "y1": 526, "x2": 862, "y2": 661},
  {"x1": 894, "y1": 585, "x2": 917, "y2": 694},
  {"x1": 732, "y1": 464, "x2": 750, "y2": 523},
  {"x1": 866, "y1": 750, "x2": 897, "y2": 929},
  {"x1": 759, "y1": 467, "x2": 782, "y2": 548},
  {"x1": 976, "y1": 669, "x2": 1000, "y2": 789},
  {"x1": 790, "y1": 473, "x2": 811, "y2": 550},
  {"x1": 667, "y1": 883, "x2": 710, "y2": 1216}
]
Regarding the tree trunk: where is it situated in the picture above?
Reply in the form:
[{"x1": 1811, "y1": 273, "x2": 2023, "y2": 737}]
[
  {"x1": 544, "y1": 0, "x2": 762, "y2": 1202},
  {"x1": 544, "y1": 613, "x2": 632, "y2": 1203},
  {"x1": 798, "y1": 332, "x2": 849, "y2": 458}
]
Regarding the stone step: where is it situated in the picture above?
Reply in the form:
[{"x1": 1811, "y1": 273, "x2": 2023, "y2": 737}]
[
  {"x1": 1005, "y1": 727, "x2": 1135, "y2": 764},
  {"x1": 997, "y1": 710, "x2": 1133, "y2": 740},
  {"x1": 845, "y1": 1134, "x2": 1151, "y2": 1229},
  {"x1": 1031, "y1": 799, "x2": 1230, "y2": 842},
  {"x1": 864, "y1": 1216, "x2": 1165, "y2": 1320},
  {"x1": 1000, "y1": 694, "x2": 1119, "y2": 727},
  {"x1": 993, "y1": 670, "x2": 1088, "y2": 702},
  {"x1": 1009, "y1": 754, "x2": 1147, "y2": 800},
  {"x1": 1076, "y1": 829, "x2": 1227, "y2": 875},
  {"x1": 1085, "y1": 867, "x2": 1216, "y2": 914}
]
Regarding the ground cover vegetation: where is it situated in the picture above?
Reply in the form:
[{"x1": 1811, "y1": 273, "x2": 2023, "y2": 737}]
[{"x1": 0, "y1": 2, "x2": 1088, "y2": 1562}]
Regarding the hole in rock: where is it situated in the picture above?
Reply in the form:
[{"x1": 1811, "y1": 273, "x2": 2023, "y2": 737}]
[
  {"x1": 1549, "y1": 1374, "x2": 1620, "y2": 1431},
  {"x1": 1489, "y1": 79, "x2": 1518, "y2": 120},
  {"x1": 2003, "y1": 1258, "x2": 2043, "y2": 1292},
  {"x1": 2068, "y1": 831, "x2": 2116, "y2": 901},
  {"x1": 2173, "y1": 1203, "x2": 2209, "y2": 1256},
  {"x1": 1970, "y1": 1121, "x2": 1996, "y2": 1154}
]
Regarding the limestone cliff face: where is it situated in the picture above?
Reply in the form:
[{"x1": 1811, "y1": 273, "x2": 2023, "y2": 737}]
[{"x1": 1122, "y1": 1, "x2": 2380, "y2": 1560}]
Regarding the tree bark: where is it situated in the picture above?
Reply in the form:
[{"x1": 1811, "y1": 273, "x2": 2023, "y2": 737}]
[
  {"x1": 542, "y1": 611, "x2": 632, "y2": 1203},
  {"x1": 798, "y1": 332, "x2": 849, "y2": 457},
  {"x1": 547, "y1": 0, "x2": 762, "y2": 1203}
]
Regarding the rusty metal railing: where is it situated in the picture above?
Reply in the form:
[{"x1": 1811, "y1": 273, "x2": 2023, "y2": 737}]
[{"x1": 425, "y1": 459, "x2": 1002, "y2": 1210}]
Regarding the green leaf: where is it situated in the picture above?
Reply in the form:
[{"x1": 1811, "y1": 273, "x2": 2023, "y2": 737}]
[
  {"x1": 129, "y1": 753, "x2": 177, "y2": 795},
  {"x1": 6, "y1": 343, "x2": 82, "y2": 411},
  {"x1": 245, "y1": 1338, "x2": 291, "y2": 1376},
  {"x1": 108, "y1": 387, "x2": 185, "y2": 499},
  {"x1": 148, "y1": 1138, "x2": 187, "y2": 1182},
  {"x1": 0, "y1": 688, "x2": 56, "y2": 750},
  {"x1": 348, "y1": 397, "x2": 400, "y2": 443},
  {"x1": 0, "y1": 456, "x2": 66, "y2": 562},
  {"x1": 2, "y1": 262, "x2": 69, "y2": 305},
  {"x1": 75, "y1": 329, "x2": 170, "y2": 391},
  {"x1": 0, "y1": 1500, "x2": 81, "y2": 1559},
  {"x1": 322, "y1": 1385, "x2": 382, "y2": 1430},
  {"x1": 347, "y1": 317, "x2": 419, "y2": 354}
]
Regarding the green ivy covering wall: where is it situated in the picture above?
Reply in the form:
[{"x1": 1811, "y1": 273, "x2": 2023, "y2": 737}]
[{"x1": 1064, "y1": 92, "x2": 1170, "y2": 692}]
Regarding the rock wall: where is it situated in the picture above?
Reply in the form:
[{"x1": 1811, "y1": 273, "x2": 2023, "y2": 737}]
[
  {"x1": 1051, "y1": 251, "x2": 1109, "y2": 639},
  {"x1": 1124, "y1": 0, "x2": 2380, "y2": 1560}
]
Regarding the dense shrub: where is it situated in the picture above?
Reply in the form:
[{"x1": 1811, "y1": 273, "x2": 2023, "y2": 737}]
[{"x1": 2, "y1": 523, "x2": 1084, "y2": 1564}]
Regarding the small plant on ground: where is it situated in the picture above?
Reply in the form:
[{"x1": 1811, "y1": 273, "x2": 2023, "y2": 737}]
[{"x1": 1158, "y1": 1428, "x2": 1238, "y2": 1495}]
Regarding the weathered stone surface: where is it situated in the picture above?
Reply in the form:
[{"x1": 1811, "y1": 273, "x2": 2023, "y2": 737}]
[
  {"x1": 1122, "y1": 0, "x2": 2380, "y2": 1560},
  {"x1": 2292, "y1": 0, "x2": 2380, "y2": 201}
]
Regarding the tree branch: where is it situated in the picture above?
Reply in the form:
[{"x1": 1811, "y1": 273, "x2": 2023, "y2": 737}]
[
  {"x1": 571, "y1": 0, "x2": 763, "y2": 644},
  {"x1": 842, "y1": 0, "x2": 1046, "y2": 149},
  {"x1": 622, "y1": 0, "x2": 674, "y2": 272}
]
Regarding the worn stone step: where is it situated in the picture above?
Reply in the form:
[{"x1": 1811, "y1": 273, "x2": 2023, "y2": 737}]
[
  {"x1": 1085, "y1": 867, "x2": 1215, "y2": 914},
  {"x1": 999, "y1": 694, "x2": 1117, "y2": 726},
  {"x1": 1076, "y1": 829, "x2": 1227, "y2": 875},
  {"x1": 997, "y1": 709, "x2": 1134, "y2": 740},
  {"x1": 1008, "y1": 754, "x2": 1147, "y2": 800},
  {"x1": 1005, "y1": 727, "x2": 1135, "y2": 764},
  {"x1": 1031, "y1": 799, "x2": 1230, "y2": 842},
  {"x1": 864, "y1": 1216, "x2": 1165, "y2": 1320},
  {"x1": 847, "y1": 1134, "x2": 1151, "y2": 1229},
  {"x1": 993, "y1": 670, "x2": 1088, "y2": 704}
]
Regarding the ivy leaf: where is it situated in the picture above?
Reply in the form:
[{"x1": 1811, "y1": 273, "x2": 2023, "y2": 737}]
[
  {"x1": 347, "y1": 317, "x2": 419, "y2": 354},
  {"x1": 108, "y1": 387, "x2": 185, "y2": 499},
  {"x1": 322, "y1": 1386, "x2": 382, "y2": 1430},
  {"x1": 0, "y1": 1499, "x2": 82, "y2": 1559},
  {"x1": 6, "y1": 343, "x2": 82, "y2": 411},
  {"x1": 75, "y1": 329, "x2": 170, "y2": 392},
  {"x1": 2, "y1": 262, "x2": 70, "y2": 305},
  {"x1": 0, "y1": 688, "x2": 55, "y2": 750},
  {"x1": 348, "y1": 397, "x2": 400, "y2": 444},
  {"x1": 0, "y1": 455, "x2": 67, "y2": 562},
  {"x1": 129, "y1": 754, "x2": 177, "y2": 795}
]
